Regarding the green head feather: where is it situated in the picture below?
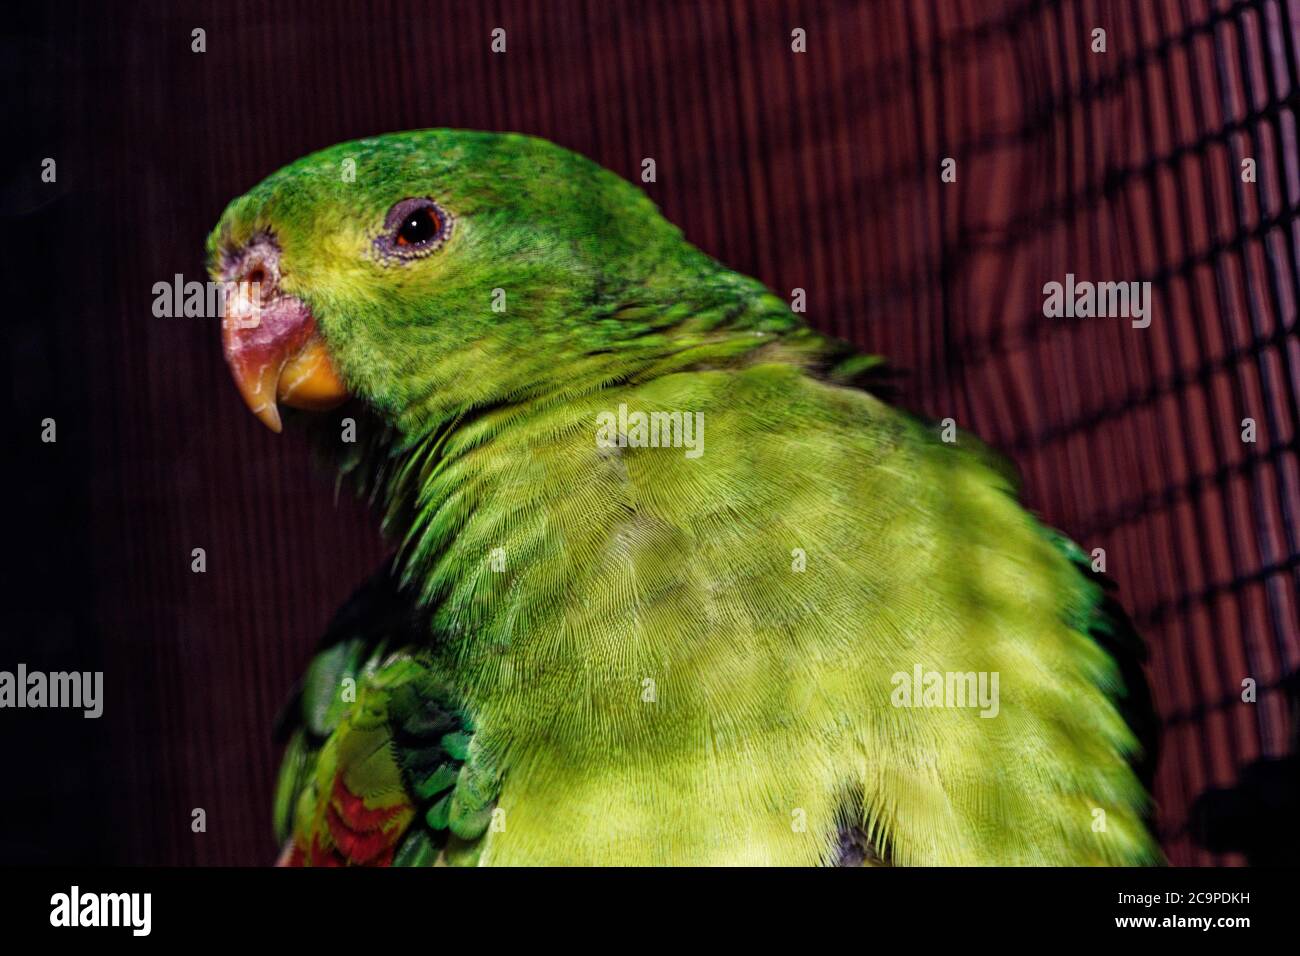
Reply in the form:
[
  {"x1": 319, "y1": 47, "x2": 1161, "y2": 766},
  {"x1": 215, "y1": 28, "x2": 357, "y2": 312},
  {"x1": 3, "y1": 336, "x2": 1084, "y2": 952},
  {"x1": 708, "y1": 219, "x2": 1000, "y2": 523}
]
[{"x1": 208, "y1": 129, "x2": 797, "y2": 437}]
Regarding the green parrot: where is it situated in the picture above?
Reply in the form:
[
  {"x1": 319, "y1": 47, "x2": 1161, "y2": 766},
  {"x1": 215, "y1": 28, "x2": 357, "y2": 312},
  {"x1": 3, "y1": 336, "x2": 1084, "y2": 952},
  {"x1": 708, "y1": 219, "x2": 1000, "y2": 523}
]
[{"x1": 208, "y1": 129, "x2": 1159, "y2": 866}]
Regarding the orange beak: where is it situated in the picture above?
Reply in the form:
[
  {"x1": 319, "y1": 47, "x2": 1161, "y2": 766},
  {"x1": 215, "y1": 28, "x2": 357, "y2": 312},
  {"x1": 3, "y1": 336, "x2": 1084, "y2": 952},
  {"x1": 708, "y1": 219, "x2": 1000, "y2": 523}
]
[{"x1": 219, "y1": 248, "x2": 349, "y2": 432}]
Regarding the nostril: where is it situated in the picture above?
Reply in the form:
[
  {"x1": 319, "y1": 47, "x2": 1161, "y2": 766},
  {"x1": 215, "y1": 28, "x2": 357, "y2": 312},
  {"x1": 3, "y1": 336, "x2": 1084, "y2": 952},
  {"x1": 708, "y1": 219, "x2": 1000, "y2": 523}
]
[
  {"x1": 226, "y1": 235, "x2": 282, "y2": 302},
  {"x1": 240, "y1": 263, "x2": 277, "y2": 303}
]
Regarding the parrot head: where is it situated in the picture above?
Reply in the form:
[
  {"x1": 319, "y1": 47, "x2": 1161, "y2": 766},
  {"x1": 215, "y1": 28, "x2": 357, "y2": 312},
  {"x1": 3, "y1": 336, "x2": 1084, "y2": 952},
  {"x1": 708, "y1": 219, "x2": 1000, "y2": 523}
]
[{"x1": 206, "y1": 129, "x2": 715, "y2": 434}]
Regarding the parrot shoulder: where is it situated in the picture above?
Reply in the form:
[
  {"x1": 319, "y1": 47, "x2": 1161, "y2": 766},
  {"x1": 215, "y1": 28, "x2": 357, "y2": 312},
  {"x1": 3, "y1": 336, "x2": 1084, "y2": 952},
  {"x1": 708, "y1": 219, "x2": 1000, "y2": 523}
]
[{"x1": 272, "y1": 569, "x2": 499, "y2": 866}]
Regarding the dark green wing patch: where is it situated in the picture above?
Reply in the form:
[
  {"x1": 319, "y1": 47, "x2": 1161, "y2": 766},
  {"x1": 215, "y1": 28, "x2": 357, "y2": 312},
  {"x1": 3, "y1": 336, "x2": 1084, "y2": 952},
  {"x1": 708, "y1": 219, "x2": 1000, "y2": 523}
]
[{"x1": 273, "y1": 566, "x2": 500, "y2": 865}]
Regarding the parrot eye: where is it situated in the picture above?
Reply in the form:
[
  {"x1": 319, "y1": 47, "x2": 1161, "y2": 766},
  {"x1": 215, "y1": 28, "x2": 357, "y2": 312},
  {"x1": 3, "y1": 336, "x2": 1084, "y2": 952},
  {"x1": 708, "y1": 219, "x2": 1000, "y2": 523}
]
[
  {"x1": 375, "y1": 197, "x2": 451, "y2": 261},
  {"x1": 397, "y1": 207, "x2": 438, "y2": 245}
]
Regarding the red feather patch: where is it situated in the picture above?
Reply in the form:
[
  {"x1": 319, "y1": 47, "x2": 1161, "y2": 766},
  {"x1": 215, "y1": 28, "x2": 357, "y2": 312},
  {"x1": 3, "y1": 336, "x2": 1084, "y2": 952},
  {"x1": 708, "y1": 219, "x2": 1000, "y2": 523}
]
[{"x1": 286, "y1": 777, "x2": 412, "y2": 867}]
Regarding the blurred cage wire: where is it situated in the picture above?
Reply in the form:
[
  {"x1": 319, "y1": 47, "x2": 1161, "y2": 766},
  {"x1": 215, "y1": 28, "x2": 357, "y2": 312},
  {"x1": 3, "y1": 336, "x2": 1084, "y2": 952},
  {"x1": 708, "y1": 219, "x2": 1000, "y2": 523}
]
[{"x1": 860, "y1": 0, "x2": 1300, "y2": 864}]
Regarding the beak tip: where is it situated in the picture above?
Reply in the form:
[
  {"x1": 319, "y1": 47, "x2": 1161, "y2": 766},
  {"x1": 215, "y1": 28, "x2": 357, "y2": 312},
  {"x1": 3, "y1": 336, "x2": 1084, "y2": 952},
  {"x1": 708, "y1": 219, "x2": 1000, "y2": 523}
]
[{"x1": 256, "y1": 405, "x2": 284, "y2": 433}]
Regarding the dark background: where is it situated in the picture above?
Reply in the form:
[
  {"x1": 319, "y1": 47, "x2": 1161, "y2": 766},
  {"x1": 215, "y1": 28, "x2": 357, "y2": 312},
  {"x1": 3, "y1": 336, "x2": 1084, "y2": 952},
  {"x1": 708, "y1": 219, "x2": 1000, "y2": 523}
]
[{"x1": 3, "y1": 0, "x2": 1298, "y2": 866}]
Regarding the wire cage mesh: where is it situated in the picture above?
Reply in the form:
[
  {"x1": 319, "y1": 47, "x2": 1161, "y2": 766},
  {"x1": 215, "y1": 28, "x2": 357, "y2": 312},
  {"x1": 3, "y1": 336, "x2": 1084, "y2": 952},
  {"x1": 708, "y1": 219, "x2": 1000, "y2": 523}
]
[{"x1": 853, "y1": 0, "x2": 1300, "y2": 865}]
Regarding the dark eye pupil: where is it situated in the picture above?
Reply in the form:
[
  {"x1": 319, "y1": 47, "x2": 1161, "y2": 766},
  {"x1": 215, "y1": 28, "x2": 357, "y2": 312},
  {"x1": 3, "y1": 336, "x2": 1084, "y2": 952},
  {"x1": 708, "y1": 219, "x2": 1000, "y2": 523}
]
[{"x1": 397, "y1": 208, "x2": 438, "y2": 245}]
